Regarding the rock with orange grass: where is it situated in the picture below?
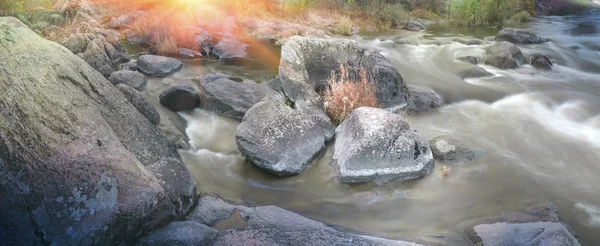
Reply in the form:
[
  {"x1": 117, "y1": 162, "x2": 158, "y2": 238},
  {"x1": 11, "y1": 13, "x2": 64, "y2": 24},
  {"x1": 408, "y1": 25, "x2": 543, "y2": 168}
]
[
  {"x1": 331, "y1": 107, "x2": 435, "y2": 183},
  {"x1": 278, "y1": 36, "x2": 409, "y2": 111}
]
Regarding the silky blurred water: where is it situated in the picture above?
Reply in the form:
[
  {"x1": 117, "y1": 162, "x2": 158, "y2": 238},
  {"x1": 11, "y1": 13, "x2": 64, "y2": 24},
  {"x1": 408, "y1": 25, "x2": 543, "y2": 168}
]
[{"x1": 144, "y1": 15, "x2": 600, "y2": 244}]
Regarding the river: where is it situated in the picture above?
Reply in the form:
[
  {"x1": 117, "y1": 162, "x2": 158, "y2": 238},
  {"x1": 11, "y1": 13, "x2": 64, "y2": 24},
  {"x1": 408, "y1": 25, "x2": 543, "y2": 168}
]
[{"x1": 142, "y1": 15, "x2": 600, "y2": 245}]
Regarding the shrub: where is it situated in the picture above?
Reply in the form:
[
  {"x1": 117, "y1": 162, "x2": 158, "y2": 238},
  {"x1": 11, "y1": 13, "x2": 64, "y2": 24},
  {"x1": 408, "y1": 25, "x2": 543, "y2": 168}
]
[
  {"x1": 334, "y1": 15, "x2": 353, "y2": 35},
  {"x1": 447, "y1": 0, "x2": 507, "y2": 26},
  {"x1": 411, "y1": 8, "x2": 440, "y2": 20},
  {"x1": 324, "y1": 65, "x2": 379, "y2": 125},
  {"x1": 512, "y1": 11, "x2": 531, "y2": 24}
]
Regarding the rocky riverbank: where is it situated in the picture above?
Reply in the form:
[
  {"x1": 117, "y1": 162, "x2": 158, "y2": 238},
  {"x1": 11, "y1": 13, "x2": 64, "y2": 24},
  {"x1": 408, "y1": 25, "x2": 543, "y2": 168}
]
[{"x1": 1, "y1": 0, "x2": 596, "y2": 244}]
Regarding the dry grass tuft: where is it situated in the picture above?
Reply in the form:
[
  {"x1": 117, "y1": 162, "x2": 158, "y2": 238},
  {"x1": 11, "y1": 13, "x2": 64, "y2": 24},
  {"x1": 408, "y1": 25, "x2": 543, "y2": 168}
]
[{"x1": 324, "y1": 65, "x2": 379, "y2": 125}]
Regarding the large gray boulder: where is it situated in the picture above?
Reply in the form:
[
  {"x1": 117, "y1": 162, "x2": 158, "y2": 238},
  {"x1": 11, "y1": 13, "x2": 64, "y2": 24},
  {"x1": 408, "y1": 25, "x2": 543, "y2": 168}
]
[
  {"x1": 495, "y1": 28, "x2": 548, "y2": 44},
  {"x1": 195, "y1": 74, "x2": 277, "y2": 119},
  {"x1": 236, "y1": 96, "x2": 334, "y2": 176},
  {"x1": 159, "y1": 85, "x2": 199, "y2": 112},
  {"x1": 117, "y1": 84, "x2": 160, "y2": 126},
  {"x1": 138, "y1": 55, "x2": 183, "y2": 77},
  {"x1": 485, "y1": 41, "x2": 525, "y2": 69},
  {"x1": 0, "y1": 17, "x2": 196, "y2": 245},
  {"x1": 428, "y1": 135, "x2": 484, "y2": 164},
  {"x1": 279, "y1": 36, "x2": 409, "y2": 110},
  {"x1": 331, "y1": 107, "x2": 435, "y2": 183},
  {"x1": 109, "y1": 70, "x2": 148, "y2": 90},
  {"x1": 405, "y1": 85, "x2": 444, "y2": 114},
  {"x1": 166, "y1": 195, "x2": 425, "y2": 246},
  {"x1": 466, "y1": 204, "x2": 581, "y2": 246}
]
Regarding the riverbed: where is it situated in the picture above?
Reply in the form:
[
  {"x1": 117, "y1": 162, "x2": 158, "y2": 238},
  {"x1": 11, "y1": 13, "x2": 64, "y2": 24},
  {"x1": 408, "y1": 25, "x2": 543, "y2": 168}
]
[{"x1": 142, "y1": 15, "x2": 600, "y2": 244}]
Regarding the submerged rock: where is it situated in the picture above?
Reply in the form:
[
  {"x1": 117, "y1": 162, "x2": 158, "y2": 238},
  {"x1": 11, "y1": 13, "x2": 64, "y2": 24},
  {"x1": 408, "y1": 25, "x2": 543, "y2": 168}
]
[
  {"x1": 159, "y1": 85, "x2": 199, "y2": 112},
  {"x1": 405, "y1": 85, "x2": 444, "y2": 114},
  {"x1": 117, "y1": 84, "x2": 160, "y2": 126},
  {"x1": 530, "y1": 53, "x2": 553, "y2": 70},
  {"x1": 109, "y1": 70, "x2": 147, "y2": 90},
  {"x1": 331, "y1": 107, "x2": 435, "y2": 183},
  {"x1": 485, "y1": 41, "x2": 525, "y2": 69},
  {"x1": 195, "y1": 74, "x2": 277, "y2": 119},
  {"x1": 236, "y1": 96, "x2": 333, "y2": 176},
  {"x1": 137, "y1": 55, "x2": 183, "y2": 77},
  {"x1": 403, "y1": 20, "x2": 426, "y2": 31},
  {"x1": 0, "y1": 17, "x2": 196, "y2": 245},
  {"x1": 457, "y1": 65, "x2": 494, "y2": 79},
  {"x1": 279, "y1": 36, "x2": 409, "y2": 109},
  {"x1": 495, "y1": 28, "x2": 548, "y2": 44},
  {"x1": 457, "y1": 56, "x2": 479, "y2": 65},
  {"x1": 466, "y1": 204, "x2": 581, "y2": 246},
  {"x1": 428, "y1": 136, "x2": 484, "y2": 164}
]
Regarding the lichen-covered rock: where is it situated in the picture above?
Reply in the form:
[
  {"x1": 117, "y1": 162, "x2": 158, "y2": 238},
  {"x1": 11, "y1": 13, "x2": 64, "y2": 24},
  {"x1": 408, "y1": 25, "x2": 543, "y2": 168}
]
[
  {"x1": 530, "y1": 53, "x2": 553, "y2": 70},
  {"x1": 194, "y1": 74, "x2": 277, "y2": 119},
  {"x1": 137, "y1": 221, "x2": 218, "y2": 246},
  {"x1": 159, "y1": 85, "x2": 199, "y2": 112},
  {"x1": 404, "y1": 20, "x2": 426, "y2": 31},
  {"x1": 405, "y1": 85, "x2": 444, "y2": 114},
  {"x1": 138, "y1": 55, "x2": 183, "y2": 77},
  {"x1": 117, "y1": 84, "x2": 160, "y2": 126},
  {"x1": 109, "y1": 70, "x2": 148, "y2": 90},
  {"x1": 428, "y1": 136, "x2": 484, "y2": 164},
  {"x1": 485, "y1": 41, "x2": 525, "y2": 69},
  {"x1": 279, "y1": 36, "x2": 409, "y2": 110},
  {"x1": 0, "y1": 17, "x2": 196, "y2": 245},
  {"x1": 495, "y1": 28, "x2": 548, "y2": 44},
  {"x1": 236, "y1": 96, "x2": 334, "y2": 176},
  {"x1": 331, "y1": 107, "x2": 435, "y2": 183}
]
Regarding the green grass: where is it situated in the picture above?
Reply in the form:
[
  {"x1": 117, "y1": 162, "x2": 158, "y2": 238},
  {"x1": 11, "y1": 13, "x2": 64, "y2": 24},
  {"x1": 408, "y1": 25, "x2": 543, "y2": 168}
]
[{"x1": 512, "y1": 11, "x2": 531, "y2": 24}]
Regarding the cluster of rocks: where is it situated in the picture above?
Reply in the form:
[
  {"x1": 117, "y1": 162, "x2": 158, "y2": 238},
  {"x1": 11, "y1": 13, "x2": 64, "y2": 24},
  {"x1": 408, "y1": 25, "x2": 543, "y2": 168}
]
[
  {"x1": 0, "y1": 17, "x2": 196, "y2": 245},
  {"x1": 156, "y1": 36, "x2": 444, "y2": 183},
  {"x1": 482, "y1": 28, "x2": 554, "y2": 70}
]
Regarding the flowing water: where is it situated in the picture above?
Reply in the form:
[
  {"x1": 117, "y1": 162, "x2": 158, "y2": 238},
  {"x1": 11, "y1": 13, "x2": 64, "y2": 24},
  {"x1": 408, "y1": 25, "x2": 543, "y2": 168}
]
[{"x1": 143, "y1": 15, "x2": 600, "y2": 244}]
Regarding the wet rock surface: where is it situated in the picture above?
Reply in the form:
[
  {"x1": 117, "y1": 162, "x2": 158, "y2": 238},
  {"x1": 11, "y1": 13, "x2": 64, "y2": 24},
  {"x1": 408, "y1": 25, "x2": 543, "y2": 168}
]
[
  {"x1": 141, "y1": 195, "x2": 424, "y2": 246},
  {"x1": 429, "y1": 135, "x2": 484, "y2": 164},
  {"x1": 236, "y1": 96, "x2": 333, "y2": 176},
  {"x1": 195, "y1": 74, "x2": 277, "y2": 119},
  {"x1": 495, "y1": 28, "x2": 548, "y2": 44},
  {"x1": 485, "y1": 41, "x2": 525, "y2": 69},
  {"x1": 466, "y1": 204, "x2": 581, "y2": 246},
  {"x1": 138, "y1": 55, "x2": 184, "y2": 77},
  {"x1": 159, "y1": 84, "x2": 199, "y2": 112},
  {"x1": 405, "y1": 85, "x2": 444, "y2": 114},
  {"x1": 331, "y1": 107, "x2": 435, "y2": 183},
  {"x1": 530, "y1": 53, "x2": 553, "y2": 70},
  {"x1": 0, "y1": 17, "x2": 196, "y2": 245}
]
